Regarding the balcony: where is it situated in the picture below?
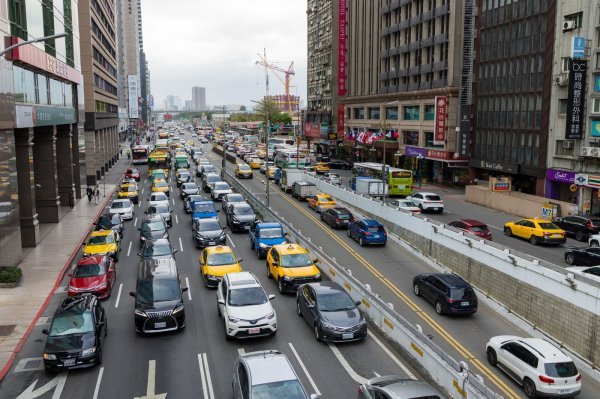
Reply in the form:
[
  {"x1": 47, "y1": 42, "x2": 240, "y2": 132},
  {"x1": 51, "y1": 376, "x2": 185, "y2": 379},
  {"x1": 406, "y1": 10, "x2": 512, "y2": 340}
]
[
  {"x1": 410, "y1": 15, "x2": 422, "y2": 25},
  {"x1": 397, "y1": 68, "x2": 409, "y2": 77},
  {"x1": 397, "y1": 43, "x2": 409, "y2": 53},
  {"x1": 408, "y1": 81, "x2": 420, "y2": 91},
  {"x1": 399, "y1": 19, "x2": 410, "y2": 30},
  {"x1": 421, "y1": 36, "x2": 434, "y2": 47},
  {"x1": 422, "y1": 10, "x2": 435, "y2": 22},
  {"x1": 409, "y1": 66, "x2": 421, "y2": 75},
  {"x1": 389, "y1": 47, "x2": 399, "y2": 56},
  {"x1": 431, "y1": 79, "x2": 447, "y2": 88},
  {"x1": 435, "y1": 4, "x2": 450, "y2": 16},
  {"x1": 432, "y1": 61, "x2": 448, "y2": 72},
  {"x1": 409, "y1": 41, "x2": 421, "y2": 50},
  {"x1": 419, "y1": 81, "x2": 433, "y2": 90},
  {"x1": 434, "y1": 33, "x2": 448, "y2": 44},
  {"x1": 421, "y1": 63, "x2": 433, "y2": 73}
]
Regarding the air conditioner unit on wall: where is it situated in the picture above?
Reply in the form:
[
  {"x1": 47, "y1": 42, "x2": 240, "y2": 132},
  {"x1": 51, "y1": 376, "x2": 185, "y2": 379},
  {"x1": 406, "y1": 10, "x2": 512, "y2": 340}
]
[
  {"x1": 592, "y1": 148, "x2": 600, "y2": 158},
  {"x1": 555, "y1": 74, "x2": 569, "y2": 86},
  {"x1": 582, "y1": 146, "x2": 593, "y2": 157},
  {"x1": 563, "y1": 20, "x2": 576, "y2": 31},
  {"x1": 562, "y1": 140, "x2": 573, "y2": 149}
]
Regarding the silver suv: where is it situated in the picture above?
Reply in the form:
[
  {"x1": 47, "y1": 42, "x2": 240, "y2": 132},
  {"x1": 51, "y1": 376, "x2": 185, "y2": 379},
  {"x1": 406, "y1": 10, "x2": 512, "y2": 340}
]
[
  {"x1": 233, "y1": 350, "x2": 319, "y2": 399},
  {"x1": 358, "y1": 376, "x2": 444, "y2": 399}
]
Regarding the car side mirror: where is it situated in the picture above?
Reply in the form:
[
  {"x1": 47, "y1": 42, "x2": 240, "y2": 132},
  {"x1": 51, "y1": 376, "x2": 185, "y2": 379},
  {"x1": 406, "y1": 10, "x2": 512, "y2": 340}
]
[
  {"x1": 42, "y1": 328, "x2": 49, "y2": 335},
  {"x1": 272, "y1": 261, "x2": 279, "y2": 267},
  {"x1": 137, "y1": 252, "x2": 141, "y2": 256},
  {"x1": 238, "y1": 258, "x2": 243, "y2": 263},
  {"x1": 144, "y1": 211, "x2": 148, "y2": 214},
  {"x1": 313, "y1": 258, "x2": 320, "y2": 263},
  {"x1": 129, "y1": 291, "x2": 136, "y2": 297},
  {"x1": 172, "y1": 249, "x2": 178, "y2": 254},
  {"x1": 182, "y1": 287, "x2": 189, "y2": 293},
  {"x1": 355, "y1": 300, "x2": 362, "y2": 306},
  {"x1": 307, "y1": 303, "x2": 315, "y2": 309},
  {"x1": 218, "y1": 299, "x2": 225, "y2": 305},
  {"x1": 98, "y1": 320, "x2": 105, "y2": 327},
  {"x1": 138, "y1": 228, "x2": 142, "y2": 231},
  {"x1": 283, "y1": 232, "x2": 289, "y2": 236},
  {"x1": 268, "y1": 294, "x2": 276, "y2": 300},
  {"x1": 67, "y1": 272, "x2": 73, "y2": 277}
]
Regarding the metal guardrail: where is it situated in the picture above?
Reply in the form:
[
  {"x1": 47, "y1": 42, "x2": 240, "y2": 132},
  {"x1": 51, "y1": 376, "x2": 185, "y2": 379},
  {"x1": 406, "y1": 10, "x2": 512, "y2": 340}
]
[{"x1": 223, "y1": 170, "x2": 503, "y2": 399}]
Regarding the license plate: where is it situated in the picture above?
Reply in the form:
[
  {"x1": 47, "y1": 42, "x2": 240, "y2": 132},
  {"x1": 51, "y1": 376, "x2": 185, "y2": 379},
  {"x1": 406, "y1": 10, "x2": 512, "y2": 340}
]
[
  {"x1": 248, "y1": 328, "x2": 260, "y2": 334},
  {"x1": 243, "y1": 225, "x2": 250, "y2": 230},
  {"x1": 552, "y1": 234, "x2": 562, "y2": 238},
  {"x1": 559, "y1": 389, "x2": 573, "y2": 394},
  {"x1": 342, "y1": 333, "x2": 354, "y2": 340},
  {"x1": 433, "y1": 208, "x2": 439, "y2": 211},
  {"x1": 208, "y1": 241, "x2": 216, "y2": 245},
  {"x1": 154, "y1": 322, "x2": 167, "y2": 329},
  {"x1": 63, "y1": 358, "x2": 76, "y2": 366},
  {"x1": 461, "y1": 301, "x2": 470, "y2": 306},
  {"x1": 399, "y1": 185, "x2": 405, "y2": 189}
]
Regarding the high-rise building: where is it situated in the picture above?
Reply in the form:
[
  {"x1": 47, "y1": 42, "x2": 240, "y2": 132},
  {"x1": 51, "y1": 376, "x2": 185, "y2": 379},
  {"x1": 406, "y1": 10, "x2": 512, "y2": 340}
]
[
  {"x1": 80, "y1": 0, "x2": 120, "y2": 187},
  {"x1": 137, "y1": 0, "x2": 150, "y2": 128},
  {"x1": 192, "y1": 87, "x2": 206, "y2": 111},
  {"x1": 4, "y1": 0, "x2": 86, "y2": 263},
  {"x1": 470, "y1": 0, "x2": 556, "y2": 195}
]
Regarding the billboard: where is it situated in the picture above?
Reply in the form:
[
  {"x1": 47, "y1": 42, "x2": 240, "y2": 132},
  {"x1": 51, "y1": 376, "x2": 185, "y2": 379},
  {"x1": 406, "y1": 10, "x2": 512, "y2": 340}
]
[
  {"x1": 565, "y1": 59, "x2": 587, "y2": 139},
  {"x1": 128, "y1": 75, "x2": 139, "y2": 119},
  {"x1": 433, "y1": 96, "x2": 447, "y2": 145},
  {"x1": 337, "y1": 0, "x2": 347, "y2": 96}
]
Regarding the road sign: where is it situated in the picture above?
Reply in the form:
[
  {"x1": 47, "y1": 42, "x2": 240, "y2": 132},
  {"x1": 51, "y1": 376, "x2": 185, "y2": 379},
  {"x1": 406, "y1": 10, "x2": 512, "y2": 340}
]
[{"x1": 572, "y1": 36, "x2": 585, "y2": 58}]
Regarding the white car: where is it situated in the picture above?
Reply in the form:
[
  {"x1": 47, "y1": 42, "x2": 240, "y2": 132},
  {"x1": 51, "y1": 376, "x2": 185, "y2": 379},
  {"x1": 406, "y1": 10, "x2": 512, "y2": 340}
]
[
  {"x1": 406, "y1": 192, "x2": 444, "y2": 213},
  {"x1": 108, "y1": 199, "x2": 134, "y2": 220},
  {"x1": 588, "y1": 234, "x2": 600, "y2": 247},
  {"x1": 201, "y1": 138, "x2": 209, "y2": 144},
  {"x1": 324, "y1": 173, "x2": 342, "y2": 185},
  {"x1": 260, "y1": 161, "x2": 274, "y2": 174},
  {"x1": 565, "y1": 266, "x2": 600, "y2": 283},
  {"x1": 217, "y1": 272, "x2": 277, "y2": 339},
  {"x1": 211, "y1": 182, "x2": 233, "y2": 201},
  {"x1": 486, "y1": 335, "x2": 581, "y2": 398},
  {"x1": 390, "y1": 199, "x2": 421, "y2": 213},
  {"x1": 148, "y1": 192, "x2": 170, "y2": 208}
]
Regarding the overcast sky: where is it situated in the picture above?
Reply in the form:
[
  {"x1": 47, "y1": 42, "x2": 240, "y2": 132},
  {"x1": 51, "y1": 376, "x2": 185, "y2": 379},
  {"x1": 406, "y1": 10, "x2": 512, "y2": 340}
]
[{"x1": 142, "y1": 0, "x2": 307, "y2": 109}]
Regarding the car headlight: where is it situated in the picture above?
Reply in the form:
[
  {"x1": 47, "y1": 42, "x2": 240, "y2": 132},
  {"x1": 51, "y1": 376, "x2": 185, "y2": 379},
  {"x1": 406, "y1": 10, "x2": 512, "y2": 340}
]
[
  {"x1": 140, "y1": 236, "x2": 147, "y2": 241},
  {"x1": 259, "y1": 243, "x2": 268, "y2": 249},
  {"x1": 358, "y1": 318, "x2": 367, "y2": 326},
  {"x1": 227, "y1": 315, "x2": 240, "y2": 323},
  {"x1": 135, "y1": 309, "x2": 148, "y2": 318},
  {"x1": 282, "y1": 275, "x2": 293, "y2": 282},
  {"x1": 205, "y1": 274, "x2": 217, "y2": 280},
  {"x1": 314, "y1": 273, "x2": 321, "y2": 280},
  {"x1": 81, "y1": 347, "x2": 96, "y2": 357},
  {"x1": 91, "y1": 282, "x2": 107, "y2": 290},
  {"x1": 265, "y1": 312, "x2": 275, "y2": 320},
  {"x1": 321, "y1": 321, "x2": 336, "y2": 330},
  {"x1": 172, "y1": 305, "x2": 184, "y2": 315},
  {"x1": 43, "y1": 353, "x2": 57, "y2": 360}
]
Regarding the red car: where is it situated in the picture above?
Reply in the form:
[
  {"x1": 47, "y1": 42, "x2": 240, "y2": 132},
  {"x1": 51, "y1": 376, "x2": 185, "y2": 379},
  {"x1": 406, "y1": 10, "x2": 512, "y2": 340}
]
[
  {"x1": 67, "y1": 255, "x2": 116, "y2": 299},
  {"x1": 125, "y1": 167, "x2": 140, "y2": 181},
  {"x1": 448, "y1": 219, "x2": 493, "y2": 240}
]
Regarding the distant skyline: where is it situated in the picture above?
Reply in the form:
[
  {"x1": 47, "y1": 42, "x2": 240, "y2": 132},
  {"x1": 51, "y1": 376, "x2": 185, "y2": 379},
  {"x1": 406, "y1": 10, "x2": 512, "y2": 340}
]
[{"x1": 143, "y1": 0, "x2": 307, "y2": 107}]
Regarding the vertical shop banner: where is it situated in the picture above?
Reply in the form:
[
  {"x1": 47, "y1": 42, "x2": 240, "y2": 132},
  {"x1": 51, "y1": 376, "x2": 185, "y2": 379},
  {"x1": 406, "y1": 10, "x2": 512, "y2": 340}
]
[
  {"x1": 337, "y1": 104, "x2": 345, "y2": 138},
  {"x1": 457, "y1": 104, "x2": 471, "y2": 156},
  {"x1": 433, "y1": 96, "x2": 447, "y2": 145},
  {"x1": 338, "y1": 0, "x2": 347, "y2": 96},
  {"x1": 565, "y1": 59, "x2": 587, "y2": 139}
]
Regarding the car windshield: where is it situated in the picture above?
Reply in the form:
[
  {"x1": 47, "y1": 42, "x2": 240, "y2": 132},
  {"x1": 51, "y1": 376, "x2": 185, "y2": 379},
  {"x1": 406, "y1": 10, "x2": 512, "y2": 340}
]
[
  {"x1": 151, "y1": 194, "x2": 166, "y2": 202},
  {"x1": 320, "y1": 196, "x2": 334, "y2": 202},
  {"x1": 239, "y1": 165, "x2": 251, "y2": 170},
  {"x1": 183, "y1": 183, "x2": 198, "y2": 190},
  {"x1": 400, "y1": 201, "x2": 417, "y2": 207},
  {"x1": 468, "y1": 225, "x2": 488, "y2": 232},
  {"x1": 281, "y1": 253, "x2": 313, "y2": 267},
  {"x1": 142, "y1": 222, "x2": 165, "y2": 232},
  {"x1": 98, "y1": 215, "x2": 117, "y2": 226},
  {"x1": 207, "y1": 252, "x2": 236, "y2": 266},
  {"x1": 317, "y1": 292, "x2": 356, "y2": 312},
  {"x1": 228, "y1": 287, "x2": 268, "y2": 306},
  {"x1": 538, "y1": 222, "x2": 560, "y2": 230},
  {"x1": 136, "y1": 279, "x2": 180, "y2": 302},
  {"x1": 121, "y1": 185, "x2": 136, "y2": 192},
  {"x1": 199, "y1": 220, "x2": 222, "y2": 231},
  {"x1": 202, "y1": 166, "x2": 214, "y2": 172},
  {"x1": 261, "y1": 228, "x2": 284, "y2": 238},
  {"x1": 88, "y1": 235, "x2": 114, "y2": 245},
  {"x1": 179, "y1": 172, "x2": 190, "y2": 178},
  {"x1": 187, "y1": 195, "x2": 203, "y2": 203},
  {"x1": 214, "y1": 183, "x2": 230, "y2": 190},
  {"x1": 328, "y1": 174, "x2": 340, "y2": 178},
  {"x1": 194, "y1": 204, "x2": 215, "y2": 213},
  {"x1": 143, "y1": 244, "x2": 172, "y2": 257},
  {"x1": 227, "y1": 194, "x2": 245, "y2": 202},
  {"x1": 233, "y1": 205, "x2": 254, "y2": 215},
  {"x1": 149, "y1": 204, "x2": 170, "y2": 214},
  {"x1": 251, "y1": 380, "x2": 307, "y2": 399},
  {"x1": 206, "y1": 176, "x2": 220, "y2": 182},
  {"x1": 49, "y1": 310, "x2": 95, "y2": 336},
  {"x1": 425, "y1": 195, "x2": 442, "y2": 201},
  {"x1": 545, "y1": 362, "x2": 578, "y2": 377},
  {"x1": 154, "y1": 181, "x2": 168, "y2": 188},
  {"x1": 73, "y1": 263, "x2": 105, "y2": 277},
  {"x1": 111, "y1": 201, "x2": 130, "y2": 209}
]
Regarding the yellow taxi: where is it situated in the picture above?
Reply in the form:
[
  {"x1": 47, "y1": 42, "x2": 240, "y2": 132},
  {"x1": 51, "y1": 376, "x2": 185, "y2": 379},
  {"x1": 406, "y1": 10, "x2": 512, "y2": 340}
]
[
  {"x1": 248, "y1": 158, "x2": 262, "y2": 169},
  {"x1": 186, "y1": 140, "x2": 195, "y2": 147},
  {"x1": 151, "y1": 178, "x2": 170, "y2": 197},
  {"x1": 235, "y1": 163, "x2": 253, "y2": 179},
  {"x1": 314, "y1": 162, "x2": 330, "y2": 174},
  {"x1": 257, "y1": 149, "x2": 267, "y2": 159},
  {"x1": 307, "y1": 193, "x2": 336, "y2": 213},
  {"x1": 267, "y1": 166, "x2": 277, "y2": 179},
  {"x1": 83, "y1": 230, "x2": 120, "y2": 261},
  {"x1": 199, "y1": 246, "x2": 243, "y2": 287},
  {"x1": 504, "y1": 218, "x2": 566, "y2": 245},
  {"x1": 150, "y1": 169, "x2": 168, "y2": 182},
  {"x1": 117, "y1": 183, "x2": 139, "y2": 204},
  {"x1": 266, "y1": 243, "x2": 321, "y2": 293}
]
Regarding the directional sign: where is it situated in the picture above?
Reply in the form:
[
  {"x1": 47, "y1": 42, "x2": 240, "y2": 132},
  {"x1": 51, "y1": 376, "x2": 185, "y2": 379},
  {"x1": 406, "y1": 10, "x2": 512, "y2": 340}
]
[
  {"x1": 16, "y1": 374, "x2": 67, "y2": 399},
  {"x1": 575, "y1": 173, "x2": 589, "y2": 186},
  {"x1": 135, "y1": 360, "x2": 167, "y2": 399}
]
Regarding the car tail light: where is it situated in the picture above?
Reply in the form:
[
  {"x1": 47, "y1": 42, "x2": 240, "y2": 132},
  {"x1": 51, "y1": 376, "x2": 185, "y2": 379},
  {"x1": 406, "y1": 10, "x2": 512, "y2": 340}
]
[
  {"x1": 587, "y1": 220, "x2": 596, "y2": 228},
  {"x1": 576, "y1": 374, "x2": 582, "y2": 382},
  {"x1": 361, "y1": 230, "x2": 371, "y2": 236},
  {"x1": 335, "y1": 218, "x2": 342, "y2": 223},
  {"x1": 539, "y1": 375, "x2": 555, "y2": 384},
  {"x1": 447, "y1": 298, "x2": 457, "y2": 303},
  {"x1": 543, "y1": 232, "x2": 551, "y2": 237}
]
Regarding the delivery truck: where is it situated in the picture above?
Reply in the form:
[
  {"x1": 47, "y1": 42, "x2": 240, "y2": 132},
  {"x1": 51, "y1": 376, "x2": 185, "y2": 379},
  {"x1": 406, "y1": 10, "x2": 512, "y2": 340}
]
[
  {"x1": 292, "y1": 181, "x2": 318, "y2": 201},
  {"x1": 353, "y1": 177, "x2": 388, "y2": 198},
  {"x1": 280, "y1": 169, "x2": 304, "y2": 192}
]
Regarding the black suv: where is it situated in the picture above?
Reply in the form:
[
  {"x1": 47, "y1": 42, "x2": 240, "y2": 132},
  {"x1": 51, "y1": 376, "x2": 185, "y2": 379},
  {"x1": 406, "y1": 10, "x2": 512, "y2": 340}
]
[
  {"x1": 138, "y1": 214, "x2": 169, "y2": 244},
  {"x1": 192, "y1": 217, "x2": 226, "y2": 248},
  {"x1": 226, "y1": 203, "x2": 256, "y2": 232},
  {"x1": 413, "y1": 273, "x2": 478, "y2": 315},
  {"x1": 320, "y1": 207, "x2": 354, "y2": 229},
  {"x1": 42, "y1": 294, "x2": 106, "y2": 372},
  {"x1": 130, "y1": 258, "x2": 188, "y2": 334},
  {"x1": 553, "y1": 215, "x2": 600, "y2": 241}
]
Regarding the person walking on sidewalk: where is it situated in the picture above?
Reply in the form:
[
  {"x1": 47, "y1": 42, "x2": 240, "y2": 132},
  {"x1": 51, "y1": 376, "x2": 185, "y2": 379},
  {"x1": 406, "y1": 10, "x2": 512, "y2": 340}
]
[
  {"x1": 86, "y1": 186, "x2": 93, "y2": 202},
  {"x1": 94, "y1": 186, "x2": 100, "y2": 205},
  {"x1": 68, "y1": 190, "x2": 75, "y2": 210}
]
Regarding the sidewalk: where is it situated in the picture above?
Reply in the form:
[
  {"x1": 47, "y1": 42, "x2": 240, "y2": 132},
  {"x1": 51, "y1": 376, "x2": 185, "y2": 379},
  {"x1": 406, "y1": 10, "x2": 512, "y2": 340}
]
[{"x1": 0, "y1": 143, "x2": 131, "y2": 380}]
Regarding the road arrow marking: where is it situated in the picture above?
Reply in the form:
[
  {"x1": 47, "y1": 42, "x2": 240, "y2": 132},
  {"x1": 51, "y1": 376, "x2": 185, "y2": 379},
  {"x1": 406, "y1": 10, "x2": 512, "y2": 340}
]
[
  {"x1": 16, "y1": 373, "x2": 67, "y2": 399},
  {"x1": 134, "y1": 360, "x2": 167, "y2": 399}
]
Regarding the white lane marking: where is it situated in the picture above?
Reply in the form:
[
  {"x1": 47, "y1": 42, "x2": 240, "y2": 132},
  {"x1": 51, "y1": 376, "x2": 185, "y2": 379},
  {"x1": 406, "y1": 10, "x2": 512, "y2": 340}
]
[
  {"x1": 487, "y1": 224, "x2": 503, "y2": 230},
  {"x1": 374, "y1": 371, "x2": 381, "y2": 377},
  {"x1": 179, "y1": 237, "x2": 183, "y2": 252},
  {"x1": 141, "y1": 188, "x2": 144, "y2": 194},
  {"x1": 92, "y1": 367, "x2": 104, "y2": 399},
  {"x1": 175, "y1": 214, "x2": 179, "y2": 224},
  {"x1": 197, "y1": 355, "x2": 208, "y2": 399},
  {"x1": 237, "y1": 348, "x2": 245, "y2": 356},
  {"x1": 16, "y1": 374, "x2": 67, "y2": 399},
  {"x1": 368, "y1": 330, "x2": 417, "y2": 379},
  {"x1": 226, "y1": 234, "x2": 236, "y2": 248},
  {"x1": 134, "y1": 217, "x2": 138, "y2": 227},
  {"x1": 172, "y1": 198, "x2": 175, "y2": 205},
  {"x1": 127, "y1": 241, "x2": 132, "y2": 257},
  {"x1": 202, "y1": 353, "x2": 215, "y2": 399},
  {"x1": 134, "y1": 359, "x2": 167, "y2": 399},
  {"x1": 138, "y1": 200, "x2": 141, "y2": 208},
  {"x1": 328, "y1": 343, "x2": 367, "y2": 384},
  {"x1": 185, "y1": 277, "x2": 192, "y2": 301},
  {"x1": 143, "y1": 179, "x2": 146, "y2": 184},
  {"x1": 114, "y1": 284, "x2": 123, "y2": 308},
  {"x1": 288, "y1": 343, "x2": 321, "y2": 396}
]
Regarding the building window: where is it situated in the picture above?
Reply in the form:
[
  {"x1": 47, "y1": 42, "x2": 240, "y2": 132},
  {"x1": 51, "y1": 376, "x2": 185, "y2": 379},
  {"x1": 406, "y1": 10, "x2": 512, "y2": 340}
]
[
  {"x1": 386, "y1": 107, "x2": 398, "y2": 120},
  {"x1": 353, "y1": 108, "x2": 365, "y2": 119},
  {"x1": 368, "y1": 107, "x2": 380, "y2": 120},
  {"x1": 42, "y1": 0, "x2": 55, "y2": 56},
  {"x1": 565, "y1": 12, "x2": 583, "y2": 29},
  {"x1": 49, "y1": 78, "x2": 64, "y2": 106},
  {"x1": 402, "y1": 130, "x2": 419, "y2": 145},
  {"x1": 13, "y1": 65, "x2": 36, "y2": 104},
  {"x1": 425, "y1": 132, "x2": 443, "y2": 148},
  {"x1": 558, "y1": 99, "x2": 568, "y2": 115},
  {"x1": 403, "y1": 105, "x2": 420, "y2": 120},
  {"x1": 8, "y1": 0, "x2": 27, "y2": 40},
  {"x1": 424, "y1": 104, "x2": 435, "y2": 120},
  {"x1": 36, "y1": 74, "x2": 48, "y2": 105},
  {"x1": 593, "y1": 98, "x2": 600, "y2": 114},
  {"x1": 561, "y1": 58, "x2": 570, "y2": 73}
]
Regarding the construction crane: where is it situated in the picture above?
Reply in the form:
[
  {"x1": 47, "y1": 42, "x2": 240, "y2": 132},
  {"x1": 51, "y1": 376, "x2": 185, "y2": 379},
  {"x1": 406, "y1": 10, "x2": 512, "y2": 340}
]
[{"x1": 256, "y1": 53, "x2": 297, "y2": 113}]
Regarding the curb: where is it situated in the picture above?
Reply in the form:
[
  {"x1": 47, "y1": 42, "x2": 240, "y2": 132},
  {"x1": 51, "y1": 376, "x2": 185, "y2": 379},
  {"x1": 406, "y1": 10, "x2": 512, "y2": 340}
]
[{"x1": 0, "y1": 163, "x2": 129, "y2": 381}]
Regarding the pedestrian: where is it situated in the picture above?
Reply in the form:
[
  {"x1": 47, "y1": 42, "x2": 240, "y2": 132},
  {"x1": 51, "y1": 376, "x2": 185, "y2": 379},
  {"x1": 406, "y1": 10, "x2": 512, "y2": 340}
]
[
  {"x1": 127, "y1": 150, "x2": 131, "y2": 160},
  {"x1": 94, "y1": 186, "x2": 100, "y2": 205},
  {"x1": 86, "y1": 186, "x2": 93, "y2": 202},
  {"x1": 120, "y1": 148, "x2": 123, "y2": 156},
  {"x1": 68, "y1": 190, "x2": 75, "y2": 210}
]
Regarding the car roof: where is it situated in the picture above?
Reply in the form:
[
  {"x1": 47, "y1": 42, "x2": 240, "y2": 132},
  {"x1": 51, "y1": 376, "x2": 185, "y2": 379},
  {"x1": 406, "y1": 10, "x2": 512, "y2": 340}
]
[
  {"x1": 418, "y1": 192, "x2": 439, "y2": 196},
  {"x1": 142, "y1": 214, "x2": 164, "y2": 222},
  {"x1": 361, "y1": 219, "x2": 383, "y2": 227},
  {"x1": 258, "y1": 222, "x2": 281, "y2": 228},
  {"x1": 112, "y1": 198, "x2": 131, "y2": 204},
  {"x1": 430, "y1": 273, "x2": 469, "y2": 288},
  {"x1": 138, "y1": 258, "x2": 177, "y2": 279},
  {"x1": 77, "y1": 255, "x2": 106, "y2": 265},
  {"x1": 307, "y1": 281, "x2": 345, "y2": 295},
  {"x1": 241, "y1": 351, "x2": 299, "y2": 386},
  {"x1": 494, "y1": 336, "x2": 572, "y2": 362},
  {"x1": 274, "y1": 243, "x2": 307, "y2": 255},
  {"x1": 90, "y1": 229, "x2": 112, "y2": 237},
  {"x1": 204, "y1": 245, "x2": 233, "y2": 254},
  {"x1": 226, "y1": 271, "x2": 259, "y2": 287},
  {"x1": 381, "y1": 379, "x2": 443, "y2": 397},
  {"x1": 144, "y1": 238, "x2": 170, "y2": 247},
  {"x1": 461, "y1": 219, "x2": 487, "y2": 227}
]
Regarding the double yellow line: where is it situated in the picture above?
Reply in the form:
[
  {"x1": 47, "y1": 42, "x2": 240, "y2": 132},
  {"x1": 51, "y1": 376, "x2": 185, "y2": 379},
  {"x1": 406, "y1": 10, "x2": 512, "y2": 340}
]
[{"x1": 269, "y1": 186, "x2": 521, "y2": 399}]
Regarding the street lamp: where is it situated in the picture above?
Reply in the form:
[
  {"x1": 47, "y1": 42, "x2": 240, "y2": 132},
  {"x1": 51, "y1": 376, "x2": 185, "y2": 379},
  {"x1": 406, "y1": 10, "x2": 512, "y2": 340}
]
[
  {"x1": 221, "y1": 105, "x2": 227, "y2": 180},
  {"x1": 417, "y1": 154, "x2": 424, "y2": 188},
  {"x1": 0, "y1": 33, "x2": 67, "y2": 57},
  {"x1": 380, "y1": 100, "x2": 399, "y2": 204}
]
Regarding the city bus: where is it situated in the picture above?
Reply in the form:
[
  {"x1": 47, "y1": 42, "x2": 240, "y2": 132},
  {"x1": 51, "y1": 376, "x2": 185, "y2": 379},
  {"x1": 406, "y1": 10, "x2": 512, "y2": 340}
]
[
  {"x1": 148, "y1": 149, "x2": 171, "y2": 172},
  {"x1": 267, "y1": 137, "x2": 295, "y2": 150},
  {"x1": 352, "y1": 162, "x2": 413, "y2": 196},
  {"x1": 131, "y1": 145, "x2": 150, "y2": 165},
  {"x1": 274, "y1": 149, "x2": 308, "y2": 168},
  {"x1": 242, "y1": 134, "x2": 259, "y2": 145}
]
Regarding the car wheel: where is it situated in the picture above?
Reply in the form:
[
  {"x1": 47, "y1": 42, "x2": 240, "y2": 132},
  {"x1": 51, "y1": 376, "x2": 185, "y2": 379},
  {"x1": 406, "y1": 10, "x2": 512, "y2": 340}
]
[
  {"x1": 278, "y1": 278, "x2": 285, "y2": 294},
  {"x1": 313, "y1": 324, "x2": 321, "y2": 341},
  {"x1": 418, "y1": 204, "x2": 424, "y2": 212},
  {"x1": 224, "y1": 323, "x2": 232, "y2": 341},
  {"x1": 297, "y1": 301, "x2": 302, "y2": 317},
  {"x1": 217, "y1": 303, "x2": 221, "y2": 317},
  {"x1": 523, "y1": 378, "x2": 537, "y2": 399},
  {"x1": 566, "y1": 253, "x2": 576, "y2": 265},
  {"x1": 530, "y1": 235, "x2": 538, "y2": 245},
  {"x1": 413, "y1": 284, "x2": 420, "y2": 296},
  {"x1": 320, "y1": 213, "x2": 324, "y2": 221},
  {"x1": 591, "y1": 240, "x2": 599, "y2": 247},
  {"x1": 575, "y1": 230, "x2": 585, "y2": 241},
  {"x1": 267, "y1": 264, "x2": 272, "y2": 279},
  {"x1": 486, "y1": 348, "x2": 497, "y2": 366},
  {"x1": 347, "y1": 229, "x2": 351, "y2": 237},
  {"x1": 435, "y1": 301, "x2": 443, "y2": 315},
  {"x1": 503, "y1": 227, "x2": 512, "y2": 237},
  {"x1": 359, "y1": 237, "x2": 365, "y2": 247}
]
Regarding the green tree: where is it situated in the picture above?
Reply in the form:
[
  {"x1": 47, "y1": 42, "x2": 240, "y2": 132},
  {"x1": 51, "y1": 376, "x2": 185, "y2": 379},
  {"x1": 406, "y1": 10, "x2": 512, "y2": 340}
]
[
  {"x1": 240, "y1": 105, "x2": 247, "y2": 112},
  {"x1": 254, "y1": 98, "x2": 282, "y2": 127},
  {"x1": 271, "y1": 112, "x2": 292, "y2": 124}
]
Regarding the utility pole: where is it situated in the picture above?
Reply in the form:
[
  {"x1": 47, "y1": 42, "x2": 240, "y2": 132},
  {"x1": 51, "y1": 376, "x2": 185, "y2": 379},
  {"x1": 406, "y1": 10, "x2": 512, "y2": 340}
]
[
  {"x1": 221, "y1": 105, "x2": 227, "y2": 180},
  {"x1": 296, "y1": 125, "x2": 300, "y2": 169},
  {"x1": 263, "y1": 48, "x2": 271, "y2": 208}
]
